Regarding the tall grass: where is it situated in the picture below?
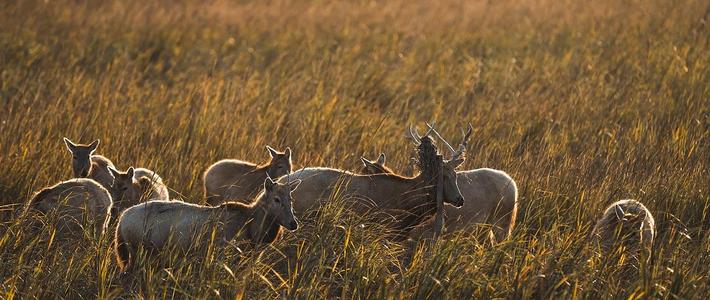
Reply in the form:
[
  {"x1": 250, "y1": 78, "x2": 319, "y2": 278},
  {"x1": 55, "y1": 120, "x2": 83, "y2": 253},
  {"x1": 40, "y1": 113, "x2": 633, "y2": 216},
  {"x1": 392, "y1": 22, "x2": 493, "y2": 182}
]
[{"x1": 1, "y1": 0, "x2": 708, "y2": 298}]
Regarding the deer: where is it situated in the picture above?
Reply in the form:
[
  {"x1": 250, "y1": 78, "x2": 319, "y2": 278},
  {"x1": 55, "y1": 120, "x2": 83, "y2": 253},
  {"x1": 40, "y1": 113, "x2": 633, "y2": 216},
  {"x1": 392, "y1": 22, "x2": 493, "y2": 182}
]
[
  {"x1": 107, "y1": 166, "x2": 170, "y2": 213},
  {"x1": 203, "y1": 146, "x2": 292, "y2": 206},
  {"x1": 114, "y1": 176, "x2": 301, "y2": 272},
  {"x1": 359, "y1": 124, "x2": 518, "y2": 242},
  {"x1": 359, "y1": 153, "x2": 393, "y2": 174},
  {"x1": 27, "y1": 178, "x2": 113, "y2": 239},
  {"x1": 592, "y1": 199, "x2": 655, "y2": 261},
  {"x1": 63, "y1": 137, "x2": 116, "y2": 190},
  {"x1": 279, "y1": 124, "x2": 469, "y2": 238}
]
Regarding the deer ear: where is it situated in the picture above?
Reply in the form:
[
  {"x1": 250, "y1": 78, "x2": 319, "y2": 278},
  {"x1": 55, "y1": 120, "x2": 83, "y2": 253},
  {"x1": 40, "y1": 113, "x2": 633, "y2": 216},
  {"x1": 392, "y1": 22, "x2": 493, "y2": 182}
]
[
  {"x1": 64, "y1": 137, "x2": 77, "y2": 153},
  {"x1": 614, "y1": 205, "x2": 626, "y2": 220},
  {"x1": 447, "y1": 158, "x2": 464, "y2": 169},
  {"x1": 88, "y1": 139, "x2": 99, "y2": 153},
  {"x1": 288, "y1": 179, "x2": 302, "y2": 191},
  {"x1": 283, "y1": 147, "x2": 291, "y2": 159},
  {"x1": 360, "y1": 157, "x2": 373, "y2": 167},
  {"x1": 264, "y1": 175, "x2": 276, "y2": 191},
  {"x1": 625, "y1": 214, "x2": 644, "y2": 224},
  {"x1": 376, "y1": 153, "x2": 386, "y2": 165},
  {"x1": 625, "y1": 212, "x2": 645, "y2": 224},
  {"x1": 108, "y1": 166, "x2": 120, "y2": 178},
  {"x1": 126, "y1": 167, "x2": 135, "y2": 179},
  {"x1": 266, "y1": 145, "x2": 278, "y2": 158}
]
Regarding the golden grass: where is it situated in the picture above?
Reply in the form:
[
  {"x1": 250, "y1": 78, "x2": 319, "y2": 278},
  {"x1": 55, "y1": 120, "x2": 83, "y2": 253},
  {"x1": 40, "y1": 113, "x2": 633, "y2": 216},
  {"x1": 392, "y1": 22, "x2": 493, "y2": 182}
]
[{"x1": 0, "y1": 0, "x2": 708, "y2": 298}]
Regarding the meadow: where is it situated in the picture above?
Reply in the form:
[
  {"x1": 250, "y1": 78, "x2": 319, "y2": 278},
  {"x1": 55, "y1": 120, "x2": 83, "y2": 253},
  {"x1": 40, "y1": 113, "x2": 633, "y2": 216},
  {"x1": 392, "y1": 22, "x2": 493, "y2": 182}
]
[{"x1": 0, "y1": 0, "x2": 708, "y2": 298}]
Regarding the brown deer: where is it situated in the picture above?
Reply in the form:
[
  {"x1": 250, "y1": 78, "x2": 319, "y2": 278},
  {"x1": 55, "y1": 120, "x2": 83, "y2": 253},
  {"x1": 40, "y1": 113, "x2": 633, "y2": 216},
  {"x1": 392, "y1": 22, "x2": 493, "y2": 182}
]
[
  {"x1": 108, "y1": 166, "x2": 170, "y2": 213},
  {"x1": 63, "y1": 138, "x2": 116, "y2": 190},
  {"x1": 359, "y1": 153, "x2": 393, "y2": 174},
  {"x1": 280, "y1": 125, "x2": 469, "y2": 237},
  {"x1": 203, "y1": 146, "x2": 292, "y2": 206},
  {"x1": 27, "y1": 178, "x2": 113, "y2": 238},
  {"x1": 359, "y1": 125, "x2": 518, "y2": 242},
  {"x1": 592, "y1": 199, "x2": 655, "y2": 261}
]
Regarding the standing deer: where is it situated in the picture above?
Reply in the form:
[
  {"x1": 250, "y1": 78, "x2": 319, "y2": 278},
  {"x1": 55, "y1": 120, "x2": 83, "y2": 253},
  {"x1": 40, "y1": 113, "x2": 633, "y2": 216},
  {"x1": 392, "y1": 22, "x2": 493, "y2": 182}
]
[
  {"x1": 114, "y1": 176, "x2": 301, "y2": 272},
  {"x1": 27, "y1": 178, "x2": 113, "y2": 238},
  {"x1": 204, "y1": 146, "x2": 292, "y2": 206},
  {"x1": 280, "y1": 125, "x2": 469, "y2": 237},
  {"x1": 359, "y1": 126, "x2": 518, "y2": 242},
  {"x1": 63, "y1": 138, "x2": 116, "y2": 190}
]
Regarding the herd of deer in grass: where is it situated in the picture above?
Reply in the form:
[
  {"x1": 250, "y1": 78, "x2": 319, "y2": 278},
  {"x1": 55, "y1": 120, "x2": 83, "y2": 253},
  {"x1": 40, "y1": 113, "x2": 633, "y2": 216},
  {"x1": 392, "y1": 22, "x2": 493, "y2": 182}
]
[{"x1": 23, "y1": 123, "x2": 655, "y2": 279}]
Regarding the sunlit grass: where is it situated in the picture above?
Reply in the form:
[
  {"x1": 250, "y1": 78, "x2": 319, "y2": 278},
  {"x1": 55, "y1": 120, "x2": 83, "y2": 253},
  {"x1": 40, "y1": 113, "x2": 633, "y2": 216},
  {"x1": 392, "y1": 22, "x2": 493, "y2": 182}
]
[{"x1": 0, "y1": 0, "x2": 708, "y2": 298}]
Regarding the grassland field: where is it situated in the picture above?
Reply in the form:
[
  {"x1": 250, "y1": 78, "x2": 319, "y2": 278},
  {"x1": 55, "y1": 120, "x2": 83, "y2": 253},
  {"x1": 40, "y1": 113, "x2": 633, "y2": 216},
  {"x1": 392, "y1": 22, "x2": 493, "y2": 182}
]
[{"x1": 0, "y1": 0, "x2": 709, "y2": 298}]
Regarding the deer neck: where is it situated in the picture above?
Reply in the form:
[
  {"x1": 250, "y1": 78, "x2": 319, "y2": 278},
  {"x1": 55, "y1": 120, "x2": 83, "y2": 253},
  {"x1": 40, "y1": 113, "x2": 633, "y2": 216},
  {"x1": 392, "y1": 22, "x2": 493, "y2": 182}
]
[
  {"x1": 390, "y1": 173, "x2": 437, "y2": 233},
  {"x1": 217, "y1": 204, "x2": 249, "y2": 242},
  {"x1": 248, "y1": 202, "x2": 279, "y2": 244}
]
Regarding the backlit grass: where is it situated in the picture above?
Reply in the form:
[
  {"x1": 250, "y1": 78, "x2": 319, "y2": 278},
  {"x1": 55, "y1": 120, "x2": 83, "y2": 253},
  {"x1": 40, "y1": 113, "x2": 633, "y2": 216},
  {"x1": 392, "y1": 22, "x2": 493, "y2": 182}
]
[{"x1": 0, "y1": 0, "x2": 708, "y2": 298}]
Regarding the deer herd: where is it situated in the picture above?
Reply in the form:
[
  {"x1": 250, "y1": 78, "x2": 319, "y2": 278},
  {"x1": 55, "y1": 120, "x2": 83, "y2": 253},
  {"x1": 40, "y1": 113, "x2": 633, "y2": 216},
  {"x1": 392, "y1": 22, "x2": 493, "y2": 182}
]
[{"x1": 24, "y1": 123, "x2": 656, "y2": 275}]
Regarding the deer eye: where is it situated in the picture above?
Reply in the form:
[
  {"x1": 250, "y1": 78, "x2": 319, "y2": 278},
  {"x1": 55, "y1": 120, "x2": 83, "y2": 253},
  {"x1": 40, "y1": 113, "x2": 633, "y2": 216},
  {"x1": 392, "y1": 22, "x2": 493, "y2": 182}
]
[{"x1": 274, "y1": 197, "x2": 281, "y2": 203}]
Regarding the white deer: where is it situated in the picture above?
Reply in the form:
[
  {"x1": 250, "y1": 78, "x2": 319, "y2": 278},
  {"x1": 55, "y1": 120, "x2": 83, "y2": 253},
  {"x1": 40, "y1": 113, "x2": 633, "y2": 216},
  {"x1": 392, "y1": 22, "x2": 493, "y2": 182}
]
[{"x1": 114, "y1": 176, "x2": 301, "y2": 272}]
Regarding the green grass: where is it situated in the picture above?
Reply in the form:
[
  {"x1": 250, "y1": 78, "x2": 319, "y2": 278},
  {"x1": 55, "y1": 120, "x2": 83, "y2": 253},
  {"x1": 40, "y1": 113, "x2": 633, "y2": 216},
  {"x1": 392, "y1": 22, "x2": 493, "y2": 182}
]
[{"x1": 1, "y1": 0, "x2": 708, "y2": 298}]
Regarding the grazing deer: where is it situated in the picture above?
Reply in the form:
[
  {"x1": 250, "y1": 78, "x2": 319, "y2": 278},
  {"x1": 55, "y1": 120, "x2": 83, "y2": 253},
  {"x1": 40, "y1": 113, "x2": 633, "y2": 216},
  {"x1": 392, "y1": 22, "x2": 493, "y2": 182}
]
[
  {"x1": 280, "y1": 125, "x2": 469, "y2": 237},
  {"x1": 359, "y1": 126, "x2": 518, "y2": 242},
  {"x1": 63, "y1": 138, "x2": 116, "y2": 189},
  {"x1": 108, "y1": 166, "x2": 170, "y2": 213},
  {"x1": 204, "y1": 146, "x2": 292, "y2": 206},
  {"x1": 592, "y1": 199, "x2": 655, "y2": 260},
  {"x1": 114, "y1": 176, "x2": 301, "y2": 272},
  {"x1": 27, "y1": 178, "x2": 113, "y2": 238}
]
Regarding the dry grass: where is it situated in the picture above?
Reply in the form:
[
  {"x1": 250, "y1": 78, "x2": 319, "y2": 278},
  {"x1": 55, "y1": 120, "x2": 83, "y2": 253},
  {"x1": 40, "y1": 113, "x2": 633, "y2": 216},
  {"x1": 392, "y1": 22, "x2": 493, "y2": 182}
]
[{"x1": 0, "y1": 0, "x2": 709, "y2": 298}]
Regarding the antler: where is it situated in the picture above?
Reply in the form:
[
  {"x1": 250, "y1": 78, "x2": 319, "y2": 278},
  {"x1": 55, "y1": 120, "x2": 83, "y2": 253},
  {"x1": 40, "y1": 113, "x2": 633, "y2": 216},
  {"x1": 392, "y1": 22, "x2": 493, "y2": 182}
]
[
  {"x1": 452, "y1": 123, "x2": 473, "y2": 160},
  {"x1": 422, "y1": 122, "x2": 435, "y2": 138},
  {"x1": 406, "y1": 125, "x2": 421, "y2": 144},
  {"x1": 425, "y1": 122, "x2": 456, "y2": 157},
  {"x1": 424, "y1": 122, "x2": 473, "y2": 160},
  {"x1": 407, "y1": 123, "x2": 436, "y2": 145}
]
